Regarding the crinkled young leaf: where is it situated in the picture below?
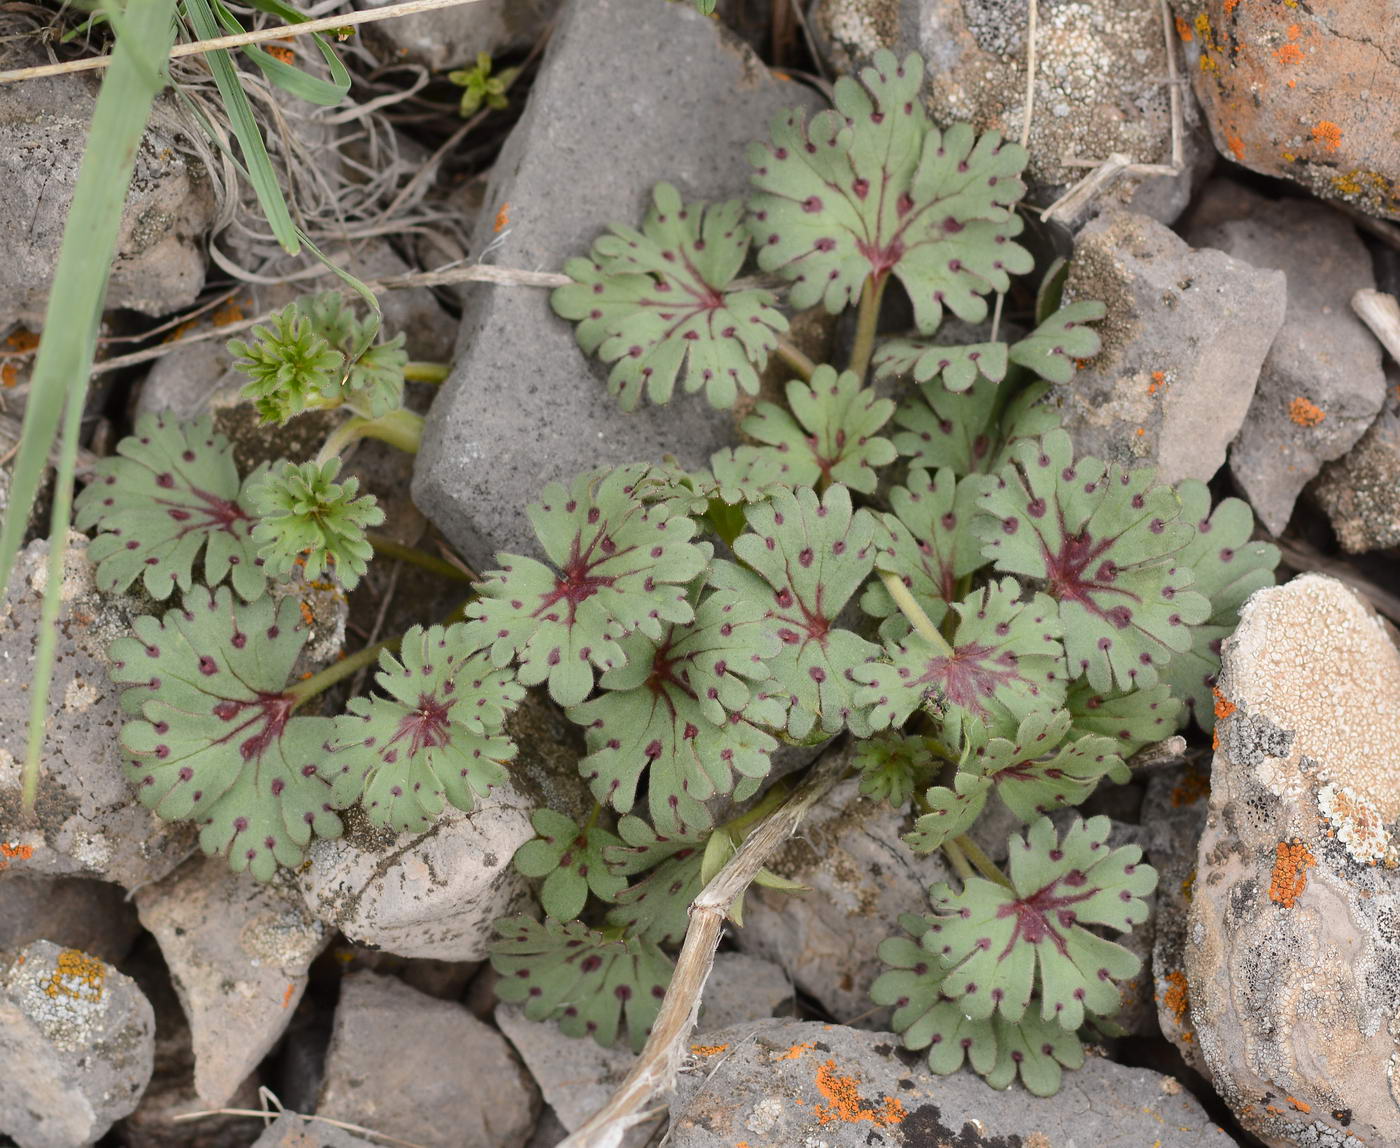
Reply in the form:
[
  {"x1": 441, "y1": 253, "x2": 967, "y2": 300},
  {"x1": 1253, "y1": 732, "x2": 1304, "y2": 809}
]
[
  {"x1": 978, "y1": 430, "x2": 1209, "y2": 693},
  {"x1": 108, "y1": 586, "x2": 341, "y2": 880},
  {"x1": 250, "y1": 457, "x2": 383, "y2": 589},
  {"x1": 859, "y1": 467, "x2": 987, "y2": 640},
  {"x1": 296, "y1": 292, "x2": 408, "y2": 419},
  {"x1": 853, "y1": 578, "x2": 1066, "y2": 739},
  {"x1": 1066, "y1": 680, "x2": 1181, "y2": 756},
  {"x1": 568, "y1": 584, "x2": 780, "y2": 831},
  {"x1": 513, "y1": 809, "x2": 626, "y2": 920},
  {"x1": 906, "y1": 771, "x2": 990, "y2": 853},
  {"x1": 1006, "y1": 301, "x2": 1105, "y2": 385},
  {"x1": 893, "y1": 374, "x2": 1059, "y2": 477},
  {"x1": 468, "y1": 464, "x2": 709, "y2": 706},
  {"x1": 489, "y1": 916, "x2": 672, "y2": 1052},
  {"x1": 925, "y1": 815, "x2": 1156, "y2": 1030},
  {"x1": 854, "y1": 732, "x2": 942, "y2": 808},
  {"x1": 605, "y1": 847, "x2": 703, "y2": 945},
  {"x1": 324, "y1": 622, "x2": 525, "y2": 833},
  {"x1": 874, "y1": 338, "x2": 1008, "y2": 391},
  {"x1": 717, "y1": 484, "x2": 880, "y2": 739},
  {"x1": 1158, "y1": 480, "x2": 1279, "y2": 732},
  {"x1": 74, "y1": 413, "x2": 266, "y2": 600},
  {"x1": 552, "y1": 183, "x2": 786, "y2": 411},
  {"x1": 741, "y1": 366, "x2": 895, "y2": 494},
  {"x1": 748, "y1": 50, "x2": 1031, "y2": 332}
]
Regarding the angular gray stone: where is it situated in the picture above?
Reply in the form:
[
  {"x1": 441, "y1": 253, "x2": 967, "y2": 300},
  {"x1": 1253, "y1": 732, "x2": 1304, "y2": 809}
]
[
  {"x1": 319, "y1": 971, "x2": 539, "y2": 1148},
  {"x1": 524, "y1": 1107, "x2": 568, "y2": 1148},
  {"x1": 1059, "y1": 209, "x2": 1287, "y2": 483},
  {"x1": 1183, "y1": 185, "x2": 1387, "y2": 535},
  {"x1": 670, "y1": 1018, "x2": 1236, "y2": 1147},
  {"x1": 355, "y1": 0, "x2": 559, "y2": 73},
  {"x1": 733, "y1": 771, "x2": 951, "y2": 1025},
  {"x1": 494, "y1": 1005, "x2": 634, "y2": 1134},
  {"x1": 412, "y1": 0, "x2": 821, "y2": 571},
  {"x1": 251, "y1": 1113, "x2": 379, "y2": 1148},
  {"x1": 1310, "y1": 365, "x2": 1400, "y2": 553},
  {"x1": 0, "y1": 534, "x2": 194, "y2": 890},
  {"x1": 698, "y1": 952, "x2": 794, "y2": 1031},
  {"x1": 0, "y1": 940, "x2": 155, "y2": 1148},
  {"x1": 299, "y1": 786, "x2": 533, "y2": 962},
  {"x1": 0, "y1": 876, "x2": 141, "y2": 965},
  {"x1": 135, "y1": 856, "x2": 330, "y2": 1108}
]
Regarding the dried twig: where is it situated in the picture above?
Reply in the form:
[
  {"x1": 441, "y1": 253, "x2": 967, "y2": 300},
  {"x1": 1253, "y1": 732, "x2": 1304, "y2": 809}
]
[
  {"x1": 560, "y1": 746, "x2": 851, "y2": 1148},
  {"x1": 1126, "y1": 735, "x2": 1188, "y2": 773},
  {"x1": 1352, "y1": 288, "x2": 1400, "y2": 365},
  {"x1": 1019, "y1": 0, "x2": 1038, "y2": 151}
]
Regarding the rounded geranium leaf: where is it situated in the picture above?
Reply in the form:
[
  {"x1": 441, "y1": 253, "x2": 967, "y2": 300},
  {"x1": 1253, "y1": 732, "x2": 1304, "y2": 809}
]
[
  {"x1": 860, "y1": 467, "x2": 988, "y2": 640},
  {"x1": 893, "y1": 374, "x2": 1059, "y2": 477},
  {"x1": 977, "y1": 430, "x2": 1210, "y2": 692},
  {"x1": 853, "y1": 732, "x2": 942, "y2": 808},
  {"x1": 605, "y1": 847, "x2": 703, "y2": 945},
  {"x1": 748, "y1": 50, "x2": 1031, "y2": 331},
  {"x1": 741, "y1": 366, "x2": 896, "y2": 494},
  {"x1": 551, "y1": 183, "x2": 786, "y2": 411},
  {"x1": 925, "y1": 815, "x2": 1156, "y2": 1030},
  {"x1": 250, "y1": 458, "x2": 384, "y2": 590},
  {"x1": 1066, "y1": 680, "x2": 1181, "y2": 756},
  {"x1": 603, "y1": 814, "x2": 710, "y2": 877},
  {"x1": 905, "y1": 772, "x2": 990, "y2": 854},
  {"x1": 874, "y1": 338, "x2": 1009, "y2": 392},
  {"x1": 74, "y1": 413, "x2": 266, "y2": 601},
  {"x1": 468, "y1": 464, "x2": 709, "y2": 706},
  {"x1": 489, "y1": 916, "x2": 673, "y2": 1052},
  {"x1": 108, "y1": 586, "x2": 341, "y2": 880},
  {"x1": 513, "y1": 809, "x2": 626, "y2": 920},
  {"x1": 324, "y1": 622, "x2": 524, "y2": 833},
  {"x1": 984, "y1": 1011, "x2": 1086, "y2": 1096},
  {"x1": 1158, "y1": 480, "x2": 1279, "y2": 732},
  {"x1": 1006, "y1": 301, "x2": 1106, "y2": 385}
]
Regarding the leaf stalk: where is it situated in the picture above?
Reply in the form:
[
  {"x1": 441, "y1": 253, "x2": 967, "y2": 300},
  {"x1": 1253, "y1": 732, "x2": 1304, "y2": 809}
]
[
  {"x1": 952, "y1": 833, "x2": 1015, "y2": 891},
  {"x1": 316, "y1": 408, "x2": 424, "y2": 464},
  {"x1": 773, "y1": 338, "x2": 817, "y2": 382},
  {"x1": 403, "y1": 361, "x2": 451, "y2": 384},
  {"x1": 879, "y1": 569, "x2": 955, "y2": 657},
  {"x1": 848, "y1": 273, "x2": 889, "y2": 382}
]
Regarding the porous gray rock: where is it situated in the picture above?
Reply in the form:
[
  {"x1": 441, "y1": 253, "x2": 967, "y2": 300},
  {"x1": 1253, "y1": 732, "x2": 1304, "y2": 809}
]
[
  {"x1": 1187, "y1": 573, "x2": 1400, "y2": 1148},
  {"x1": 698, "y1": 951, "x2": 794, "y2": 1031},
  {"x1": 412, "y1": 0, "x2": 821, "y2": 571},
  {"x1": 354, "y1": 0, "x2": 559, "y2": 73},
  {"x1": 251, "y1": 1113, "x2": 379, "y2": 1148},
  {"x1": 1310, "y1": 366, "x2": 1400, "y2": 553},
  {"x1": 733, "y1": 772, "x2": 951, "y2": 1025},
  {"x1": 134, "y1": 857, "x2": 330, "y2": 1107},
  {"x1": 0, "y1": 876, "x2": 141, "y2": 965},
  {"x1": 299, "y1": 786, "x2": 533, "y2": 961},
  {"x1": 319, "y1": 971, "x2": 539, "y2": 1148},
  {"x1": 1183, "y1": 184, "x2": 1387, "y2": 535},
  {"x1": 0, "y1": 534, "x2": 194, "y2": 890},
  {"x1": 0, "y1": 940, "x2": 155, "y2": 1148},
  {"x1": 669, "y1": 1018, "x2": 1235, "y2": 1147},
  {"x1": 1058, "y1": 209, "x2": 1286, "y2": 483}
]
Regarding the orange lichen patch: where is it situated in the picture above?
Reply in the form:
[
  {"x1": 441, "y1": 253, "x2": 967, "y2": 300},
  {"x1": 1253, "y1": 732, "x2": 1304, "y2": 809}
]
[
  {"x1": 690, "y1": 1043, "x2": 729, "y2": 1056},
  {"x1": 282, "y1": 982, "x2": 297, "y2": 1009},
  {"x1": 1212, "y1": 687, "x2": 1236, "y2": 722},
  {"x1": 1181, "y1": 870, "x2": 1195, "y2": 903},
  {"x1": 266, "y1": 44, "x2": 295, "y2": 64},
  {"x1": 1287, "y1": 1097, "x2": 1312, "y2": 1113},
  {"x1": 1268, "y1": 839, "x2": 1314, "y2": 907},
  {"x1": 43, "y1": 949, "x2": 106, "y2": 1002},
  {"x1": 1175, "y1": 15, "x2": 1193, "y2": 40},
  {"x1": 1288, "y1": 396, "x2": 1326, "y2": 427},
  {"x1": 212, "y1": 299, "x2": 247, "y2": 327},
  {"x1": 1, "y1": 842, "x2": 34, "y2": 860},
  {"x1": 1274, "y1": 44, "x2": 1304, "y2": 65},
  {"x1": 1, "y1": 363, "x2": 17, "y2": 388},
  {"x1": 1222, "y1": 0, "x2": 1239, "y2": 11},
  {"x1": 494, "y1": 202, "x2": 511, "y2": 233},
  {"x1": 813, "y1": 1059, "x2": 906, "y2": 1128},
  {"x1": 1286, "y1": 24, "x2": 1301, "y2": 40},
  {"x1": 1310, "y1": 121, "x2": 1342, "y2": 152},
  {"x1": 1136, "y1": 427, "x2": 1145, "y2": 437},
  {"x1": 1160, "y1": 969, "x2": 1191, "y2": 1024},
  {"x1": 1147, "y1": 371, "x2": 1168, "y2": 396},
  {"x1": 1225, "y1": 131, "x2": 1246, "y2": 161},
  {"x1": 778, "y1": 1041, "x2": 815, "y2": 1060},
  {"x1": 5, "y1": 328, "x2": 38, "y2": 354},
  {"x1": 1170, "y1": 768, "x2": 1209, "y2": 807},
  {"x1": 162, "y1": 318, "x2": 197, "y2": 343},
  {"x1": 299, "y1": 600, "x2": 315, "y2": 626}
]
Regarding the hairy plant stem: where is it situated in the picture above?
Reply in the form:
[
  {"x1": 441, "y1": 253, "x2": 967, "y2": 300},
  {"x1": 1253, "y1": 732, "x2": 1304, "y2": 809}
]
[
  {"x1": 942, "y1": 572, "x2": 974, "y2": 643},
  {"x1": 403, "y1": 361, "x2": 450, "y2": 384},
  {"x1": 365, "y1": 533, "x2": 473, "y2": 582},
  {"x1": 953, "y1": 833, "x2": 1014, "y2": 890},
  {"x1": 316, "y1": 407, "x2": 424, "y2": 464},
  {"x1": 880, "y1": 569, "x2": 955, "y2": 657},
  {"x1": 774, "y1": 337, "x2": 817, "y2": 382},
  {"x1": 848, "y1": 273, "x2": 888, "y2": 382},
  {"x1": 941, "y1": 837, "x2": 976, "y2": 883}
]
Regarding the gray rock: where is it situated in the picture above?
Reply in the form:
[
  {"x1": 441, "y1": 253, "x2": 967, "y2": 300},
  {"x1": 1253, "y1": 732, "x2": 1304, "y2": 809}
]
[
  {"x1": 494, "y1": 1005, "x2": 634, "y2": 1134},
  {"x1": 1187, "y1": 574, "x2": 1400, "y2": 1148},
  {"x1": 698, "y1": 952, "x2": 794, "y2": 1032},
  {"x1": 251, "y1": 1113, "x2": 378, "y2": 1148},
  {"x1": 669, "y1": 1018, "x2": 1235, "y2": 1147},
  {"x1": 733, "y1": 771, "x2": 951, "y2": 1025},
  {"x1": 1310, "y1": 366, "x2": 1400, "y2": 552},
  {"x1": 299, "y1": 786, "x2": 533, "y2": 962},
  {"x1": 1182, "y1": 185, "x2": 1387, "y2": 535},
  {"x1": 0, "y1": 876, "x2": 140, "y2": 965},
  {"x1": 1058, "y1": 209, "x2": 1287, "y2": 483},
  {"x1": 412, "y1": 0, "x2": 821, "y2": 571},
  {"x1": 0, "y1": 534, "x2": 194, "y2": 890},
  {"x1": 319, "y1": 971, "x2": 538, "y2": 1148},
  {"x1": 523, "y1": 1107, "x2": 568, "y2": 1148},
  {"x1": 355, "y1": 0, "x2": 559, "y2": 73},
  {"x1": 0, "y1": 940, "x2": 155, "y2": 1148},
  {"x1": 809, "y1": 0, "x2": 1211, "y2": 225},
  {"x1": 135, "y1": 857, "x2": 329, "y2": 1107}
]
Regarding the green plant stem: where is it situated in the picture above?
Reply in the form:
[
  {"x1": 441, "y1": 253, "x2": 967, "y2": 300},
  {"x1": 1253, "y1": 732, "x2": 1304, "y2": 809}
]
[
  {"x1": 953, "y1": 833, "x2": 1014, "y2": 891},
  {"x1": 403, "y1": 361, "x2": 451, "y2": 384},
  {"x1": 941, "y1": 572, "x2": 974, "y2": 643},
  {"x1": 721, "y1": 774, "x2": 798, "y2": 838},
  {"x1": 774, "y1": 338, "x2": 816, "y2": 382},
  {"x1": 848, "y1": 273, "x2": 889, "y2": 382},
  {"x1": 317, "y1": 408, "x2": 424, "y2": 464},
  {"x1": 366, "y1": 533, "x2": 473, "y2": 582},
  {"x1": 287, "y1": 632, "x2": 404, "y2": 709},
  {"x1": 941, "y1": 837, "x2": 976, "y2": 883},
  {"x1": 879, "y1": 570, "x2": 955, "y2": 657}
]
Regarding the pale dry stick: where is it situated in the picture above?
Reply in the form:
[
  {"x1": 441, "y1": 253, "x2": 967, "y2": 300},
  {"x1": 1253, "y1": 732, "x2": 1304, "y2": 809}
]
[
  {"x1": 1125, "y1": 734, "x2": 1188, "y2": 773},
  {"x1": 560, "y1": 746, "x2": 852, "y2": 1148},
  {"x1": 173, "y1": 1106, "x2": 428, "y2": 1148},
  {"x1": 1351, "y1": 288, "x2": 1400, "y2": 364},
  {"x1": 1019, "y1": 0, "x2": 1038, "y2": 151},
  {"x1": 0, "y1": 0, "x2": 489, "y2": 84}
]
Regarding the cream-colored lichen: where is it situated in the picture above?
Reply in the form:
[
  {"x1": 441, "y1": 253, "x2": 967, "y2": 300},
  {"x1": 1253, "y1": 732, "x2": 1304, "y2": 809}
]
[{"x1": 1317, "y1": 783, "x2": 1393, "y2": 866}]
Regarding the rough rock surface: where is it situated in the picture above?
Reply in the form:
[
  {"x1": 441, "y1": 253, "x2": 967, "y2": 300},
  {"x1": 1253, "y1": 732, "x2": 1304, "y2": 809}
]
[
  {"x1": 810, "y1": 0, "x2": 1211, "y2": 223},
  {"x1": 355, "y1": 0, "x2": 559, "y2": 73},
  {"x1": 319, "y1": 971, "x2": 538, "y2": 1148},
  {"x1": 1311, "y1": 366, "x2": 1400, "y2": 553},
  {"x1": 251, "y1": 1113, "x2": 379, "y2": 1148},
  {"x1": 1183, "y1": 185, "x2": 1386, "y2": 535},
  {"x1": 0, "y1": 940, "x2": 155, "y2": 1148},
  {"x1": 299, "y1": 788, "x2": 533, "y2": 961},
  {"x1": 1058, "y1": 209, "x2": 1286, "y2": 483},
  {"x1": 734, "y1": 773, "x2": 951, "y2": 1024},
  {"x1": 0, "y1": 535, "x2": 194, "y2": 890},
  {"x1": 134, "y1": 857, "x2": 329, "y2": 1107},
  {"x1": 670, "y1": 1018, "x2": 1235, "y2": 1147},
  {"x1": 699, "y1": 951, "x2": 794, "y2": 1031},
  {"x1": 1188, "y1": 574, "x2": 1400, "y2": 1148},
  {"x1": 1173, "y1": 0, "x2": 1400, "y2": 220},
  {"x1": 0, "y1": 875, "x2": 141, "y2": 965},
  {"x1": 413, "y1": 0, "x2": 820, "y2": 570}
]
